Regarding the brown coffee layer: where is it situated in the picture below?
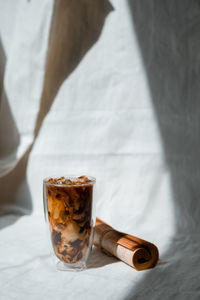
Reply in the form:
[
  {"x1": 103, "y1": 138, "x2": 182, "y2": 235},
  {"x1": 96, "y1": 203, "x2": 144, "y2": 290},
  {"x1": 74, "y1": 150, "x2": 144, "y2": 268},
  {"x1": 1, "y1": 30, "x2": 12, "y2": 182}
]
[{"x1": 46, "y1": 176, "x2": 93, "y2": 263}]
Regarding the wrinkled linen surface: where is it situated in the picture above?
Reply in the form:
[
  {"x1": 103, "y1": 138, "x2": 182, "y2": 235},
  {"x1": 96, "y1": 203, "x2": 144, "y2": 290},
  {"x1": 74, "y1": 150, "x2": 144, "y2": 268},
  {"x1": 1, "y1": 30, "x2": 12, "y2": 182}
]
[{"x1": 0, "y1": 0, "x2": 200, "y2": 299}]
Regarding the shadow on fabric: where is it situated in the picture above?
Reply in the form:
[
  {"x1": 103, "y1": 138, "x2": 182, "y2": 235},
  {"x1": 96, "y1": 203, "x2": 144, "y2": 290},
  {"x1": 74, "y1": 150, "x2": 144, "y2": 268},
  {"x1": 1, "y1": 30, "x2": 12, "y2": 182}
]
[
  {"x1": 0, "y1": 1, "x2": 113, "y2": 230},
  {"x1": 125, "y1": 0, "x2": 200, "y2": 299},
  {"x1": 87, "y1": 247, "x2": 118, "y2": 269},
  {"x1": 34, "y1": 0, "x2": 114, "y2": 137},
  {"x1": 0, "y1": 39, "x2": 32, "y2": 224}
]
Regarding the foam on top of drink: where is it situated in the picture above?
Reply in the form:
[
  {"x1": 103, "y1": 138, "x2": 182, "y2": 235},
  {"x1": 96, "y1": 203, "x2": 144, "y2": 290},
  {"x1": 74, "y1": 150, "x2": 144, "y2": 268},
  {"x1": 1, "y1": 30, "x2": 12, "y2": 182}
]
[{"x1": 47, "y1": 175, "x2": 94, "y2": 186}]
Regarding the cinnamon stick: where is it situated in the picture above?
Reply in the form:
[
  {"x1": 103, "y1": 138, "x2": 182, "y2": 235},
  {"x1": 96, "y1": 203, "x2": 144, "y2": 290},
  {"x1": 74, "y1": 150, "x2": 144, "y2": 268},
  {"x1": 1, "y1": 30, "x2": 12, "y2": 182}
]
[{"x1": 94, "y1": 218, "x2": 159, "y2": 271}]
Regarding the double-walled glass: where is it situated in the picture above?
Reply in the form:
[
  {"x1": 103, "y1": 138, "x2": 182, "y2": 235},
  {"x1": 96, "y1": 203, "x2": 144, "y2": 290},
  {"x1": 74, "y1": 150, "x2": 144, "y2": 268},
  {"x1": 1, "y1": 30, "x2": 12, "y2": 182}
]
[{"x1": 43, "y1": 176, "x2": 96, "y2": 271}]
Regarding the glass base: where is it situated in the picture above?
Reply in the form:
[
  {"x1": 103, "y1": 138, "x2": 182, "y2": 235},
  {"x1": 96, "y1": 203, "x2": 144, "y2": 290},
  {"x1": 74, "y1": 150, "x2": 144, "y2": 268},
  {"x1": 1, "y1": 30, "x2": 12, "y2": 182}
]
[{"x1": 56, "y1": 260, "x2": 87, "y2": 272}]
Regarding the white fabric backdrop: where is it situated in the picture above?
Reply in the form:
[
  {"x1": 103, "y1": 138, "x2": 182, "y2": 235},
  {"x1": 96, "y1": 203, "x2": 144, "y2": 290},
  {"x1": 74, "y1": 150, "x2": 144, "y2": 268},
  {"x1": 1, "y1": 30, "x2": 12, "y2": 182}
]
[{"x1": 0, "y1": 0, "x2": 199, "y2": 299}]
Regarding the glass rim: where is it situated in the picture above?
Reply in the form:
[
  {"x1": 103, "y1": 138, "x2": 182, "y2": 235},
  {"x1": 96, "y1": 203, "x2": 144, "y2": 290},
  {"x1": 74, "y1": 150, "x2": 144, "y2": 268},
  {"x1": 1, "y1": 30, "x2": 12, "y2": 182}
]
[{"x1": 43, "y1": 175, "x2": 96, "y2": 187}]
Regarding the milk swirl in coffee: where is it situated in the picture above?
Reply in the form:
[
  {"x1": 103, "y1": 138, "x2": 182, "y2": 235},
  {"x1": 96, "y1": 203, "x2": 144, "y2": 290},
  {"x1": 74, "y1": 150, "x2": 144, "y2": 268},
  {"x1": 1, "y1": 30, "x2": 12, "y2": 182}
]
[{"x1": 45, "y1": 176, "x2": 94, "y2": 263}]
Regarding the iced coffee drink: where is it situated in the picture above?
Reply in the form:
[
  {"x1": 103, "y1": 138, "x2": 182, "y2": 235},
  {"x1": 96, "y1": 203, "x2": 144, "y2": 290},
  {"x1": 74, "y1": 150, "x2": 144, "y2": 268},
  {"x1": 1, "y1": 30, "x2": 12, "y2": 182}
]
[{"x1": 43, "y1": 175, "x2": 96, "y2": 270}]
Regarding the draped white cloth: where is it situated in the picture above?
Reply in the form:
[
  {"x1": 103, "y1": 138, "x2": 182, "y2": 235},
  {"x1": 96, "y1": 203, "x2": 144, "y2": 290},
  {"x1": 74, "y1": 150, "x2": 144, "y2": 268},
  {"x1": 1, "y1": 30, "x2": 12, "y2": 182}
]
[{"x1": 0, "y1": 0, "x2": 199, "y2": 299}]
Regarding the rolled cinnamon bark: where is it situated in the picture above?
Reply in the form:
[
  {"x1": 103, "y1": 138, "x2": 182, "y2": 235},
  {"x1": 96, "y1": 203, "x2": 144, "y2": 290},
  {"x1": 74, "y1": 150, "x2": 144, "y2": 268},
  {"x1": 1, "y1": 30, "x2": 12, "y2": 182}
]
[{"x1": 94, "y1": 218, "x2": 159, "y2": 271}]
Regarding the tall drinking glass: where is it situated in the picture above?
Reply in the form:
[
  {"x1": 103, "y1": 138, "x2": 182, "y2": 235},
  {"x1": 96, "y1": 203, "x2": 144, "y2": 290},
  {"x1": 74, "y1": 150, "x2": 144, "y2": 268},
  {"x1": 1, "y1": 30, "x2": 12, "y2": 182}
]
[{"x1": 43, "y1": 175, "x2": 96, "y2": 271}]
